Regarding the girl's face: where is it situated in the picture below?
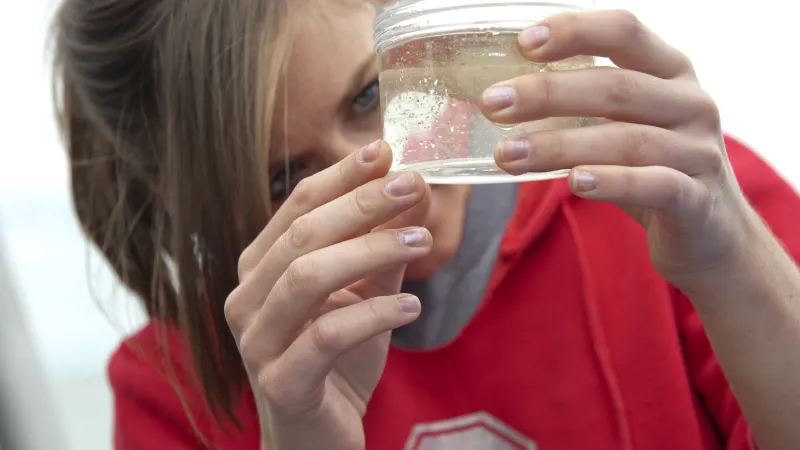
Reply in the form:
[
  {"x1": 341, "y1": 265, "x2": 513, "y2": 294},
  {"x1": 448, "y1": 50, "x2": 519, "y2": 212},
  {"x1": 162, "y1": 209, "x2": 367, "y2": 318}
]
[{"x1": 269, "y1": 1, "x2": 471, "y2": 279}]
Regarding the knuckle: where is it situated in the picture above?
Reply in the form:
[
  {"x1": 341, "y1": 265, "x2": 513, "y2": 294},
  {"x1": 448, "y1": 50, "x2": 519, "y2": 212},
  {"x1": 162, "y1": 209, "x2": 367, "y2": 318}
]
[
  {"x1": 256, "y1": 368, "x2": 285, "y2": 403},
  {"x1": 622, "y1": 128, "x2": 651, "y2": 166},
  {"x1": 237, "y1": 248, "x2": 257, "y2": 280},
  {"x1": 362, "y1": 231, "x2": 386, "y2": 256},
  {"x1": 692, "y1": 90, "x2": 721, "y2": 124},
  {"x1": 538, "y1": 131, "x2": 567, "y2": 168},
  {"x1": 352, "y1": 184, "x2": 377, "y2": 217},
  {"x1": 237, "y1": 328, "x2": 262, "y2": 366},
  {"x1": 549, "y1": 131, "x2": 568, "y2": 161},
  {"x1": 676, "y1": 52, "x2": 695, "y2": 75},
  {"x1": 619, "y1": 169, "x2": 639, "y2": 199},
  {"x1": 650, "y1": 170, "x2": 688, "y2": 212},
  {"x1": 284, "y1": 257, "x2": 315, "y2": 294},
  {"x1": 258, "y1": 364, "x2": 320, "y2": 416},
  {"x1": 557, "y1": 12, "x2": 581, "y2": 40},
  {"x1": 702, "y1": 139, "x2": 726, "y2": 175},
  {"x1": 223, "y1": 289, "x2": 245, "y2": 330},
  {"x1": 697, "y1": 177, "x2": 718, "y2": 213},
  {"x1": 336, "y1": 157, "x2": 352, "y2": 181},
  {"x1": 613, "y1": 9, "x2": 646, "y2": 41},
  {"x1": 287, "y1": 178, "x2": 313, "y2": 210},
  {"x1": 606, "y1": 71, "x2": 639, "y2": 106},
  {"x1": 286, "y1": 215, "x2": 313, "y2": 252},
  {"x1": 666, "y1": 176, "x2": 691, "y2": 212},
  {"x1": 310, "y1": 318, "x2": 345, "y2": 355},
  {"x1": 536, "y1": 74, "x2": 558, "y2": 111},
  {"x1": 366, "y1": 299, "x2": 385, "y2": 325}
]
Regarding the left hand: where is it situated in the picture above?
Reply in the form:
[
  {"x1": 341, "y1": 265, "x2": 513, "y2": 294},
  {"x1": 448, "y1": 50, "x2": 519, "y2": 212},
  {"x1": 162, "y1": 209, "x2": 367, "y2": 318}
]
[{"x1": 480, "y1": 9, "x2": 762, "y2": 292}]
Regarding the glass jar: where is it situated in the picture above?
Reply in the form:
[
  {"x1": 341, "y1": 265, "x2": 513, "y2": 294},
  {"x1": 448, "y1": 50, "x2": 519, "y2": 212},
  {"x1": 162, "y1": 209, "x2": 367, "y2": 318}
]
[{"x1": 374, "y1": 0, "x2": 596, "y2": 184}]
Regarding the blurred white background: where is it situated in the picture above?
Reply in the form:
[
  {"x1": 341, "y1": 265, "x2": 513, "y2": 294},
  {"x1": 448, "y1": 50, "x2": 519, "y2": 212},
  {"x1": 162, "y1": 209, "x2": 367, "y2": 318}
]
[{"x1": 0, "y1": 0, "x2": 797, "y2": 449}]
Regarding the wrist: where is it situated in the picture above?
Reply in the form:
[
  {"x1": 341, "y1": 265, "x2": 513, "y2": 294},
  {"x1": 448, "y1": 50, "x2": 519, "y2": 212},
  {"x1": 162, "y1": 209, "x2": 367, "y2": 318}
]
[
  {"x1": 674, "y1": 203, "x2": 777, "y2": 297},
  {"x1": 680, "y1": 209, "x2": 798, "y2": 309}
]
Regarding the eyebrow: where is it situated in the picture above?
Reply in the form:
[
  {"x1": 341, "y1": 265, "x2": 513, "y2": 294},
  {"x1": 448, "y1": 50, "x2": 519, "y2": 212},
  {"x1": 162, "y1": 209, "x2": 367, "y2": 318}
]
[{"x1": 338, "y1": 52, "x2": 379, "y2": 113}]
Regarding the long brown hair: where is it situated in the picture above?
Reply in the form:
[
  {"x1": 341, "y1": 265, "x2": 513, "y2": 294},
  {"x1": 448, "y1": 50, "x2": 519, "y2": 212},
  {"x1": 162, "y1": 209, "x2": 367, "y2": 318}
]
[{"x1": 52, "y1": 0, "x2": 293, "y2": 421}]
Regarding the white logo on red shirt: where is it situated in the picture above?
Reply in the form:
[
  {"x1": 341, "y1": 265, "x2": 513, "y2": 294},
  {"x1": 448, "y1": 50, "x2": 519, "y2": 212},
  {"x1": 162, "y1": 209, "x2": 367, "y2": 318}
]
[{"x1": 403, "y1": 412, "x2": 538, "y2": 450}]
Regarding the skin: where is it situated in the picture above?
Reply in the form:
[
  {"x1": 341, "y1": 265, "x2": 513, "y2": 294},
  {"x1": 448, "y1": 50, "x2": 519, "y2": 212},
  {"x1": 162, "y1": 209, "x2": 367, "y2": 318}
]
[
  {"x1": 267, "y1": 1, "x2": 469, "y2": 279},
  {"x1": 225, "y1": 2, "x2": 800, "y2": 450}
]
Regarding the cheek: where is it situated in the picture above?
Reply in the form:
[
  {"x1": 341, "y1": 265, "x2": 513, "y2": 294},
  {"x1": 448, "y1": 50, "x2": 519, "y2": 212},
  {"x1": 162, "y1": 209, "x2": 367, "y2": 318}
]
[
  {"x1": 345, "y1": 112, "x2": 383, "y2": 148},
  {"x1": 333, "y1": 119, "x2": 383, "y2": 164},
  {"x1": 426, "y1": 185, "x2": 468, "y2": 237},
  {"x1": 405, "y1": 185, "x2": 469, "y2": 278}
]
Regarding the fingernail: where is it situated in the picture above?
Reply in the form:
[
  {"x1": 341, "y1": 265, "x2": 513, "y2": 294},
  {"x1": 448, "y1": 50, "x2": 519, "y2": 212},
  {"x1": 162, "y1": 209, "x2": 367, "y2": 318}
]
[
  {"x1": 519, "y1": 25, "x2": 550, "y2": 49},
  {"x1": 482, "y1": 86, "x2": 516, "y2": 112},
  {"x1": 358, "y1": 140, "x2": 382, "y2": 164},
  {"x1": 398, "y1": 295, "x2": 421, "y2": 314},
  {"x1": 385, "y1": 172, "x2": 417, "y2": 197},
  {"x1": 574, "y1": 170, "x2": 597, "y2": 192},
  {"x1": 397, "y1": 228, "x2": 427, "y2": 247},
  {"x1": 497, "y1": 139, "x2": 531, "y2": 163}
]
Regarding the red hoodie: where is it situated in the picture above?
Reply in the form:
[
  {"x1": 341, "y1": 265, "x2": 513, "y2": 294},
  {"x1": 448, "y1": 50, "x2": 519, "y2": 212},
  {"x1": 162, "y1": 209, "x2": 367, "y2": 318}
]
[{"x1": 109, "y1": 136, "x2": 800, "y2": 449}]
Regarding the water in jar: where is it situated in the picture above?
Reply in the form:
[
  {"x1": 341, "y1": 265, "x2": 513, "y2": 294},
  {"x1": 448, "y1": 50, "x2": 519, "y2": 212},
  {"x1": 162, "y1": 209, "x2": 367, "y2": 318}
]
[{"x1": 380, "y1": 32, "x2": 595, "y2": 184}]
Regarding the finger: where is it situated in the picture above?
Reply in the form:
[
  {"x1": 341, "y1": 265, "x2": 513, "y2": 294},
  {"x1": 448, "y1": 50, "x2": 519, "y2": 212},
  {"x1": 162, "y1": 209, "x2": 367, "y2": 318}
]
[
  {"x1": 518, "y1": 9, "x2": 694, "y2": 80},
  {"x1": 238, "y1": 140, "x2": 392, "y2": 279},
  {"x1": 269, "y1": 294, "x2": 420, "y2": 405},
  {"x1": 353, "y1": 183, "x2": 433, "y2": 299},
  {"x1": 480, "y1": 67, "x2": 717, "y2": 128},
  {"x1": 234, "y1": 171, "x2": 427, "y2": 320},
  {"x1": 246, "y1": 227, "x2": 432, "y2": 358},
  {"x1": 317, "y1": 290, "x2": 364, "y2": 316},
  {"x1": 374, "y1": 182, "x2": 431, "y2": 232},
  {"x1": 495, "y1": 122, "x2": 724, "y2": 177},
  {"x1": 568, "y1": 165, "x2": 709, "y2": 216}
]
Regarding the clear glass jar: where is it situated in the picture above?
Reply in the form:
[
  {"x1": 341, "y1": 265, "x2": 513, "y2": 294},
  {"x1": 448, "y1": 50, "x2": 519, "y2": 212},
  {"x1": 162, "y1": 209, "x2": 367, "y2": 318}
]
[{"x1": 374, "y1": 0, "x2": 596, "y2": 184}]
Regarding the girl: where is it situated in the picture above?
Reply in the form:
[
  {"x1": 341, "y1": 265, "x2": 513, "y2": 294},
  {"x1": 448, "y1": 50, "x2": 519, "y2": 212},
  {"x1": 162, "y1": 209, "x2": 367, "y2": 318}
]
[{"x1": 53, "y1": 0, "x2": 800, "y2": 449}]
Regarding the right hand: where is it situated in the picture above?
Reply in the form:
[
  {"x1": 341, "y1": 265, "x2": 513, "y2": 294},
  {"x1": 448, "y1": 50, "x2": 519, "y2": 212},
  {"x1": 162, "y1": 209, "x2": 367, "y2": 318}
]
[{"x1": 225, "y1": 140, "x2": 432, "y2": 450}]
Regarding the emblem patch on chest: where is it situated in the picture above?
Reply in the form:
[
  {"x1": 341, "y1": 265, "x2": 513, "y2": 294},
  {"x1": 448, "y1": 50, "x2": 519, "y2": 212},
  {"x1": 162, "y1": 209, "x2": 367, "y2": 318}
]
[{"x1": 403, "y1": 411, "x2": 538, "y2": 450}]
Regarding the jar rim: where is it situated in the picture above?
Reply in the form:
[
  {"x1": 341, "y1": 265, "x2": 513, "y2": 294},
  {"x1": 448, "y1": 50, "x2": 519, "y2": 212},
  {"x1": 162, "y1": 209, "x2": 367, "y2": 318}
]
[{"x1": 374, "y1": 1, "x2": 594, "y2": 52}]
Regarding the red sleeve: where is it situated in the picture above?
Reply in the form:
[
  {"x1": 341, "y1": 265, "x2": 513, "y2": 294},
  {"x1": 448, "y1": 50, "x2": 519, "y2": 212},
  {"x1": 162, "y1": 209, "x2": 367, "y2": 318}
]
[
  {"x1": 673, "y1": 293, "x2": 755, "y2": 449},
  {"x1": 108, "y1": 326, "x2": 207, "y2": 450},
  {"x1": 674, "y1": 135, "x2": 800, "y2": 450},
  {"x1": 108, "y1": 324, "x2": 260, "y2": 450}
]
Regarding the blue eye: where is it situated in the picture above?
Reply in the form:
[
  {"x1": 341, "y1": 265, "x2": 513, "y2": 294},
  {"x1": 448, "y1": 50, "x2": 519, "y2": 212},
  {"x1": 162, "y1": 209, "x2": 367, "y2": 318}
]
[
  {"x1": 353, "y1": 78, "x2": 379, "y2": 113},
  {"x1": 270, "y1": 161, "x2": 307, "y2": 202}
]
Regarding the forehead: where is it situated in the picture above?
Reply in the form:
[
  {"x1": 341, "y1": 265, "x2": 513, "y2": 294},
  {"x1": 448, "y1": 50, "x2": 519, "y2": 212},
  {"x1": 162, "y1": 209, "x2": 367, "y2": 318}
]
[{"x1": 271, "y1": 1, "x2": 376, "y2": 155}]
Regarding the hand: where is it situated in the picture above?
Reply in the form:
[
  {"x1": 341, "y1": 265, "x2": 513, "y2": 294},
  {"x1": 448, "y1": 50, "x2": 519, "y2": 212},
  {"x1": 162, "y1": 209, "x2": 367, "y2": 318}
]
[
  {"x1": 481, "y1": 9, "x2": 762, "y2": 292},
  {"x1": 225, "y1": 141, "x2": 431, "y2": 450}
]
